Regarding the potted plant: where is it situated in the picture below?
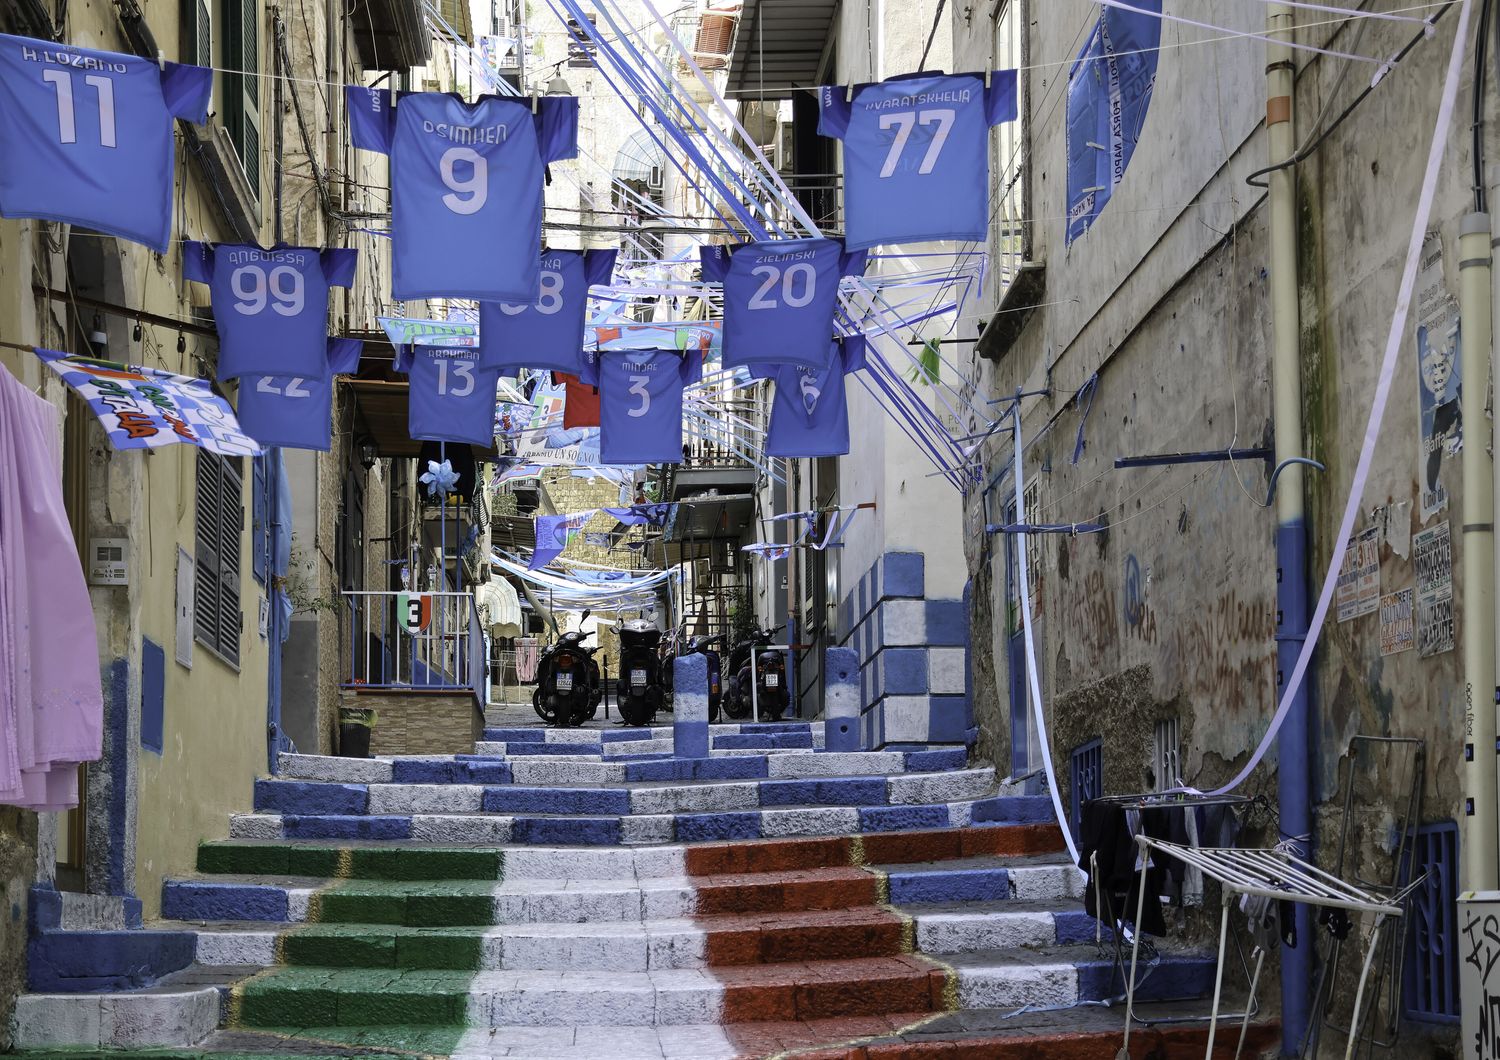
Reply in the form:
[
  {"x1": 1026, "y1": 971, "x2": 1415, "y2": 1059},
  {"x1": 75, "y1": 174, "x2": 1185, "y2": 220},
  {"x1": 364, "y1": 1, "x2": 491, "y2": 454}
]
[{"x1": 338, "y1": 706, "x2": 377, "y2": 758}]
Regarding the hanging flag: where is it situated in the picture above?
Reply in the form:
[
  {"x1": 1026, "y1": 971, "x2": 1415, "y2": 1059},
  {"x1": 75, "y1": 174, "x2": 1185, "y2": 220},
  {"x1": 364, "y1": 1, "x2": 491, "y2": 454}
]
[
  {"x1": 234, "y1": 338, "x2": 363, "y2": 452},
  {"x1": 600, "y1": 503, "x2": 674, "y2": 527},
  {"x1": 345, "y1": 87, "x2": 579, "y2": 302},
  {"x1": 594, "y1": 321, "x2": 722, "y2": 358},
  {"x1": 742, "y1": 544, "x2": 793, "y2": 561},
  {"x1": 817, "y1": 70, "x2": 1018, "y2": 250},
  {"x1": 511, "y1": 377, "x2": 605, "y2": 466},
  {"x1": 37, "y1": 350, "x2": 261, "y2": 456},
  {"x1": 480, "y1": 248, "x2": 617, "y2": 373},
  {"x1": 531, "y1": 511, "x2": 592, "y2": 570},
  {"x1": 379, "y1": 316, "x2": 479, "y2": 348},
  {"x1": 0, "y1": 33, "x2": 212, "y2": 251}
]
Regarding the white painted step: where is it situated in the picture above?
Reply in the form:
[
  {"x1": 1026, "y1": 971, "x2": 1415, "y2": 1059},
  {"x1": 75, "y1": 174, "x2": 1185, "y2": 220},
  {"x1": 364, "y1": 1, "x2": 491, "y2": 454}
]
[
  {"x1": 464, "y1": 968, "x2": 721, "y2": 1026},
  {"x1": 10, "y1": 985, "x2": 219, "y2": 1050},
  {"x1": 452, "y1": 1023, "x2": 738, "y2": 1059}
]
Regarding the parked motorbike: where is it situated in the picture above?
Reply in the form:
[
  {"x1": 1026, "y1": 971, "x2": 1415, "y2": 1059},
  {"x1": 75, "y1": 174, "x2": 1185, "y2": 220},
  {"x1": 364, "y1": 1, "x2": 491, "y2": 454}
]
[
  {"x1": 616, "y1": 618, "x2": 665, "y2": 727},
  {"x1": 723, "y1": 626, "x2": 788, "y2": 721},
  {"x1": 680, "y1": 634, "x2": 725, "y2": 722},
  {"x1": 533, "y1": 611, "x2": 601, "y2": 727}
]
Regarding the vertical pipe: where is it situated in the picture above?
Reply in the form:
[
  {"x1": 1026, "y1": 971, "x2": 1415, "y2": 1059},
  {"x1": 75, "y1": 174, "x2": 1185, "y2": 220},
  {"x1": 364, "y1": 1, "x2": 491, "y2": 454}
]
[
  {"x1": 1462, "y1": 211, "x2": 1498, "y2": 889},
  {"x1": 1266, "y1": 4, "x2": 1314, "y2": 1051}
]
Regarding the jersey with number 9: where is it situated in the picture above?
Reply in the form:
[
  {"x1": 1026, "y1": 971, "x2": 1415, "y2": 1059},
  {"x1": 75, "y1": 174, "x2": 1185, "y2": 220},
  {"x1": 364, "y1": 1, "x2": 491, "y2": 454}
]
[
  {"x1": 701, "y1": 237, "x2": 866, "y2": 371},
  {"x1": 818, "y1": 71, "x2": 1017, "y2": 250},
  {"x1": 0, "y1": 32, "x2": 211, "y2": 252},
  {"x1": 479, "y1": 248, "x2": 617, "y2": 373},
  {"x1": 346, "y1": 88, "x2": 579, "y2": 302},
  {"x1": 400, "y1": 344, "x2": 503, "y2": 448},
  {"x1": 184, "y1": 242, "x2": 358, "y2": 380},
  {"x1": 235, "y1": 339, "x2": 363, "y2": 451},
  {"x1": 597, "y1": 349, "x2": 694, "y2": 466}
]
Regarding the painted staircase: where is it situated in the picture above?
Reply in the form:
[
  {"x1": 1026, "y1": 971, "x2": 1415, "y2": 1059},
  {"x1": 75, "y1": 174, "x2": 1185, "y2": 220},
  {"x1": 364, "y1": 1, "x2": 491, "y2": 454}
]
[{"x1": 12, "y1": 719, "x2": 1236, "y2": 1058}]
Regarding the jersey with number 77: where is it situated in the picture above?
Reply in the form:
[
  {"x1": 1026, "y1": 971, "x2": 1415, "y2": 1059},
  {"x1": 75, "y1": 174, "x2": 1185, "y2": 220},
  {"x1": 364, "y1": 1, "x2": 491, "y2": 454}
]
[
  {"x1": 346, "y1": 88, "x2": 578, "y2": 302},
  {"x1": 818, "y1": 70, "x2": 1018, "y2": 250},
  {"x1": 184, "y1": 242, "x2": 358, "y2": 380},
  {"x1": 398, "y1": 344, "x2": 502, "y2": 448}
]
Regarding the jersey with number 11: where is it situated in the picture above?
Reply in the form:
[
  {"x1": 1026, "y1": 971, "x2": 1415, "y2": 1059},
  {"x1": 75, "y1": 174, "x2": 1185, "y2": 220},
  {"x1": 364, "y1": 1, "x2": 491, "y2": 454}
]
[{"x1": 346, "y1": 89, "x2": 579, "y2": 302}]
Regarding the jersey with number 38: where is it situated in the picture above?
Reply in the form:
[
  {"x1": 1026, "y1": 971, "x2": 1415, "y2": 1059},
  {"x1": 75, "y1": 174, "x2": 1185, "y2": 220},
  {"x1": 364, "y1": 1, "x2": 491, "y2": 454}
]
[
  {"x1": 346, "y1": 88, "x2": 578, "y2": 303},
  {"x1": 400, "y1": 344, "x2": 502, "y2": 448},
  {"x1": 700, "y1": 237, "x2": 866, "y2": 372},
  {"x1": 597, "y1": 349, "x2": 693, "y2": 466},
  {"x1": 479, "y1": 248, "x2": 617, "y2": 373},
  {"x1": 0, "y1": 32, "x2": 211, "y2": 252},
  {"x1": 236, "y1": 338, "x2": 363, "y2": 452},
  {"x1": 818, "y1": 71, "x2": 1017, "y2": 250},
  {"x1": 184, "y1": 242, "x2": 358, "y2": 380}
]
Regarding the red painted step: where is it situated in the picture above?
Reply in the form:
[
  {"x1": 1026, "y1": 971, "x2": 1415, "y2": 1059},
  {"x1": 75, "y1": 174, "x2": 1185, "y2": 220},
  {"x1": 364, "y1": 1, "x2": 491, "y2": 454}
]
[
  {"x1": 716, "y1": 955, "x2": 947, "y2": 1023},
  {"x1": 694, "y1": 866, "x2": 881, "y2": 915},
  {"x1": 699, "y1": 906, "x2": 910, "y2": 965},
  {"x1": 684, "y1": 824, "x2": 1065, "y2": 877}
]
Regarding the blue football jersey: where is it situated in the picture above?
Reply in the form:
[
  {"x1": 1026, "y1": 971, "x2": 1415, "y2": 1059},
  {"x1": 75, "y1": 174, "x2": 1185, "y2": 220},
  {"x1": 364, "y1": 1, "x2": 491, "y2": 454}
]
[
  {"x1": 0, "y1": 33, "x2": 210, "y2": 251},
  {"x1": 597, "y1": 349, "x2": 692, "y2": 466},
  {"x1": 752, "y1": 337, "x2": 866, "y2": 458},
  {"x1": 236, "y1": 339, "x2": 363, "y2": 452},
  {"x1": 700, "y1": 238, "x2": 866, "y2": 371},
  {"x1": 479, "y1": 248, "x2": 617, "y2": 372},
  {"x1": 184, "y1": 242, "x2": 358, "y2": 380},
  {"x1": 346, "y1": 88, "x2": 578, "y2": 302},
  {"x1": 400, "y1": 344, "x2": 501, "y2": 448},
  {"x1": 818, "y1": 71, "x2": 1018, "y2": 250}
]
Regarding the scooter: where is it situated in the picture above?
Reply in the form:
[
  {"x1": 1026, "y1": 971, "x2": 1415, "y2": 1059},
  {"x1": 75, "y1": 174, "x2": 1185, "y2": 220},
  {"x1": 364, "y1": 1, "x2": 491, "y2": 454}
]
[
  {"x1": 615, "y1": 618, "x2": 665, "y2": 727},
  {"x1": 723, "y1": 626, "x2": 788, "y2": 721},
  {"x1": 533, "y1": 611, "x2": 601, "y2": 727},
  {"x1": 680, "y1": 634, "x2": 725, "y2": 722}
]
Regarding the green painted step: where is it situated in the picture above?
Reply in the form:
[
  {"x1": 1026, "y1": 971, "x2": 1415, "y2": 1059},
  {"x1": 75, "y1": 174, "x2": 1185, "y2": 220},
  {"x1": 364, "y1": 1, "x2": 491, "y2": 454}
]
[
  {"x1": 310, "y1": 879, "x2": 496, "y2": 928},
  {"x1": 233, "y1": 967, "x2": 471, "y2": 1028},
  {"x1": 197, "y1": 842, "x2": 503, "y2": 881},
  {"x1": 280, "y1": 923, "x2": 488, "y2": 970}
]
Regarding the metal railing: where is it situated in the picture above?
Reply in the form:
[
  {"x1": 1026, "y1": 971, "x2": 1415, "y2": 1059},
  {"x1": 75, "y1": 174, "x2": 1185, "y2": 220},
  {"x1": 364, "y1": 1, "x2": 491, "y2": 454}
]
[{"x1": 343, "y1": 590, "x2": 481, "y2": 691}]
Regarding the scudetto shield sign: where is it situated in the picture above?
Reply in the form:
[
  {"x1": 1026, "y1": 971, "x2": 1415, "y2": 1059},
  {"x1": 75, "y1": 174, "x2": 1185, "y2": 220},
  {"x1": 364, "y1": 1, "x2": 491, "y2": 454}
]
[{"x1": 398, "y1": 592, "x2": 432, "y2": 633}]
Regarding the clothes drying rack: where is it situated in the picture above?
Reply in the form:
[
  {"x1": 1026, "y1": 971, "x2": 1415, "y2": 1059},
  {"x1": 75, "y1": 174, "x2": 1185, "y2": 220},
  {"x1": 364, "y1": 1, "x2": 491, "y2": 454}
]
[{"x1": 1118, "y1": 836, "x2": 1413, "y2": 1060}]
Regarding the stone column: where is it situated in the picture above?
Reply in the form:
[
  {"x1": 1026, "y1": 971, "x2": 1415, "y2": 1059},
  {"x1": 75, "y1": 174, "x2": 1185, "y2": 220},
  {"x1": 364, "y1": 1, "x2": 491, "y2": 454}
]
[
  {"x1": 823, "y1": 646, "x2": 861, "y2": 752},
  {"x1": 672, "y1": 654, "x2": 710, "y2": 759}
]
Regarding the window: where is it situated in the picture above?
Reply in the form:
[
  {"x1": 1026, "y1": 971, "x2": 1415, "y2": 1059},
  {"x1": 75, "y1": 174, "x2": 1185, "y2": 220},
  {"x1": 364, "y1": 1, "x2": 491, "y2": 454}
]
[
  {"x1": 181, "y1": 0, "x2": 211, "y2": 67},
  {"x1": 195, "y1": 450, "x2": 245, "y2": 666},
  {"x1": 1153, "y1": 717, "x2": 1181, "y2": 791},
  {"x1": 566, "y1": 14, "x2": 598, "y2": 67},
  {"x1": 251, "y1": 454, "x2": 270, "y2": 586},
  {"x1": 1069, "y1": 737, "x2": 1102, "y2": 839},
  {"x1": 220, "y1": 0, "x2": 260, "y2": 200},
  {"x1": 991, "y1": 0, "x2": 1028, "y2": 294},
  {"x1": 1403, "y1": 822, "x2": 1459, "y2": 1022}
]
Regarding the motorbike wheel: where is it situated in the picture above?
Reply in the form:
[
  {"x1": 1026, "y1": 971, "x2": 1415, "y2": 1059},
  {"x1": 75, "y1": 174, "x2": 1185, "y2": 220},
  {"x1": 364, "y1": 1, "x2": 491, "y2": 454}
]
[
  {"x1": 619, "y1": 696, "x2": 653, "y2": 727},
  {"x1": 722, "y1": 675, "x2": 751, "y2": 720},
  {"x1": 533, "y1": 688, "x2": 559, "y2": 725},
  {"x1": 709, "y1": 698, "x2": 720, "y2": 723}
]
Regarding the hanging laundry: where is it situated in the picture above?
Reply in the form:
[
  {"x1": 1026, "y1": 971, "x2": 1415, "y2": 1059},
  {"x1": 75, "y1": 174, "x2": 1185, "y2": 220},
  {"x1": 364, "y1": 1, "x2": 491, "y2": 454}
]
[
  {"x1": 817, "y1": 69, "x2": 1018, "y2": 250},
  {"x1": 556, "y1": 371, "x2": 600, "y2": 429},
  {"x1": 37, "y1": 349, "x2": 262, "y2": 456},
  {"x1": 345, "y1": 87, "x2": 578, "y2": 302},
  {"x1": 0, "y1": 364, "x2": 104, "y2": 810},
  {"x1": 0, "y1": 32, "x2": 211, "y2": 251},
  {"x1": 480, "y1": 248, "x2": 618, "y2": 373},
  {"x1": 398, "y1": 344, "x2": 502, "y2": 448},
  {"x1": 234, "y1": 339, "x2": 362, "y2": 452},
  {"x1": 596, "y1": 348, "x2": 693, "y2": 466},
  {"x1": 701, "y1": 237, "x2": 867, "y2": 370},
  {"x1": 751, "y1": 335, "x2": 867, "y2": 458},
  {"x1": 183, "y1": 242, "x2": 358, "y2": 379}
]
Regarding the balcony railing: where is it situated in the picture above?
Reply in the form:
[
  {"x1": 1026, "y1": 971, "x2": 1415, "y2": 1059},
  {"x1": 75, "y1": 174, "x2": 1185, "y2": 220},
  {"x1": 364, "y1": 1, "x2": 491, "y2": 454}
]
[{"x1": 343, "y1": 590, "x2": 482, "y2": 694}]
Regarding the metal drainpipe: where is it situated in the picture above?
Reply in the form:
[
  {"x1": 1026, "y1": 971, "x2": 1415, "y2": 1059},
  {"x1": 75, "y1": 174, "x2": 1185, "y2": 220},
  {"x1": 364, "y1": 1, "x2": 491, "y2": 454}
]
[
  {"x1": 1463, "y1": 209, "x2": 1499, "y2": 890},
  {"x1": 1266, "y1": 5, "x2": 1314, "y2": 1051}
]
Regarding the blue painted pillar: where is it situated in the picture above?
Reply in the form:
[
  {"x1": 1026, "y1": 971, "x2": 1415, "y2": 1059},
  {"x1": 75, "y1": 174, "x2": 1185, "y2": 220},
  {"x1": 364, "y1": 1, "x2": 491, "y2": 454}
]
[
  {"x1": 1275, "y1": 518, "x2": 1313, "y2": 1051},
  {"x1": 824, "y1": 646, "x2": 861, "y2": 752},
  {"x1": 673, "y1": 654, "x2": 710, "y2": 759}
]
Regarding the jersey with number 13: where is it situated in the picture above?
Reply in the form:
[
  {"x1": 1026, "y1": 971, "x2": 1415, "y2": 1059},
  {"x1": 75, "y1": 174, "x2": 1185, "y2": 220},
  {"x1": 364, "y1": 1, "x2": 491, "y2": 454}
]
[
  {"x1": 346, "y1": 89, "x2": 578, "y2": 302},
  {"x1": 400, "y1": 344, "x2": 502, "y2": 448},
  {"x1": 184, "y1": 242, "x2": 358, "y2": 380}
]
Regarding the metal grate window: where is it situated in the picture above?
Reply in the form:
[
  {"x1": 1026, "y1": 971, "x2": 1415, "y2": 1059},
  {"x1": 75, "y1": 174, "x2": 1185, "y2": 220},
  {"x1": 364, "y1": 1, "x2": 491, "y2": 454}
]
[
  {"x1": 1069, "y1": 738, "x2": 1102, "y2": 837},
  {"x1": 1403, "y1": 821, "x2": 1459, "y2": 1023},
  {"x1": 1153, "y1": 717, "x2": 1181, "y2": 792}
]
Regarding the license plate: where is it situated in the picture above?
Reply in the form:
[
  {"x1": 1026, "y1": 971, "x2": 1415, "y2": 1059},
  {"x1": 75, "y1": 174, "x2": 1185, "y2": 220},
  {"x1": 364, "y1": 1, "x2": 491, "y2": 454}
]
[
  {"x1": 631, "y1": 670, "x2": 647, "y2": 687},
  {"x1": 556, "y1": 672, "x2": 573, "y2": 692},
  {"x1": 764, "y1": 673, "x2": 779, "y2": 688}
]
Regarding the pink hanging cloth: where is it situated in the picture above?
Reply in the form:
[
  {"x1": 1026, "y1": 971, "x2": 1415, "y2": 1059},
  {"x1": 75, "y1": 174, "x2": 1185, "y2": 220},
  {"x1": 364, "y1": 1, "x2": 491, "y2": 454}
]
[{"x1": 0, "y1": 363, "x2": 103, "y2": 810}]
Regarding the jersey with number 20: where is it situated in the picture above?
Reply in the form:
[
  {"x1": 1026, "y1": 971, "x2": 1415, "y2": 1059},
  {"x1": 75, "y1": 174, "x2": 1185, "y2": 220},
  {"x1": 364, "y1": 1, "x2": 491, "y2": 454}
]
[
  {"x1": 399, "y1": 344, "x2": 502, "y2": 448},
  {"x1": 818, "y1": 71, "x2": 1017, "y2": 250},
  {"x1": 346, "y1": 88, "x2": 578, "y2": 302},
  {"x1": 0, "y1": 32, "x2": 211, "y2": 251}
]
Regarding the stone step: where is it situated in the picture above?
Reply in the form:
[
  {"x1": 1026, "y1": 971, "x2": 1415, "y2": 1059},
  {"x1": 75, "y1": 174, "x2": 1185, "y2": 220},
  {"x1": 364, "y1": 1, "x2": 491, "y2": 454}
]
[
  {"x1": 482, "y1": 721, "x2": 815, "y2": 743},
  {"x1": 11, "y1": 980, "x2": 223, "y2": 1050}
]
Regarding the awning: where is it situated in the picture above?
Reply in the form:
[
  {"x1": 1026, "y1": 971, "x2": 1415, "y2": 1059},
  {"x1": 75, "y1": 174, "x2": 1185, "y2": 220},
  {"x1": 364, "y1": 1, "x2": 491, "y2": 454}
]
[
  {"x1": 613, "y1": 127, "x2": 666, "y2": 186},
  {"x1": 724, "y1": 0, "x2": 839, "y2": 98}
]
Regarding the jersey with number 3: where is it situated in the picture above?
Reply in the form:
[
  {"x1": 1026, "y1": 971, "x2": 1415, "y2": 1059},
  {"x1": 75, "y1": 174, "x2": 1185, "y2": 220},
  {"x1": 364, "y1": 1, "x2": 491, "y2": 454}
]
[
  {"x1": 184, "y1": 242, "x2": 358, "y2": 380},
  {"x1": 818, "y1": 71, "x2": 1017, "y2": 250},
  {"x1": 400, "y1": 344, "x2": 501, "y2": 447},
  {"x1": 479, "y1": 248, "x2": 617, "y2": 372},
  {"x1": 346, "y1": 88, "x2": 578, "y2": 302},
  {"x1": 236, "y1": 339, "x2": 363, "y2": 451},
  {"x1": 701, "y1": 238, "x2": 866, "y2": 371},
  {"x1": 597, "y1": 349, "x2": 692, "y2": 466},
  {"x1": 0, "y1": 32, "x2": 211, "y2": 251}
]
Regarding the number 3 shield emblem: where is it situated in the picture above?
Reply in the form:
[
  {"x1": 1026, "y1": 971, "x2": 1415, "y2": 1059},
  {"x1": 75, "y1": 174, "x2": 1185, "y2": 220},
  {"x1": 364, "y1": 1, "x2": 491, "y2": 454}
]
[{"x1": 398, "y1": 593, "x2": 432, "y2": 633}]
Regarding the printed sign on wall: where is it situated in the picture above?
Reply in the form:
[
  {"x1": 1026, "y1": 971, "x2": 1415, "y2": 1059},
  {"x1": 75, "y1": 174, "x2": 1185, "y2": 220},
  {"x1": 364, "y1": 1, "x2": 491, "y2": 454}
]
[
  {"x1": 1414, "y1": 233, "x2": 1462, "y2": 521},
  {"x1": 1414, "y1": 521, "x2": 1454, "y2": 657},
  {"x1": 1335, "y1": 527, "x2": 1381, "y2": 623},
  {"x1": 1379, "y1": 588, "x2": 1415, "y2": 656}
]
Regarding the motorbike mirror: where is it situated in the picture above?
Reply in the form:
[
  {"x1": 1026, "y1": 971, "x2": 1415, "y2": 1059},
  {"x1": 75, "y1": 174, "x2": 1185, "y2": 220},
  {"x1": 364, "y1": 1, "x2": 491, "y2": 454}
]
[{"x1": 581, "y1": 609, "x2": 592, "y2": 622}]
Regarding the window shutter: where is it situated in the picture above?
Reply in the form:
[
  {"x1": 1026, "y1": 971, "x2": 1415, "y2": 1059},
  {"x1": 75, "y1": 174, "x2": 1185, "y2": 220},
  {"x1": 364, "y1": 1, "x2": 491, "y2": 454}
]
[
  {"x1": 181, "y1": 0, "x2": 211, "y2": 68},
  {"x1": 251, "y1": 454, "x2": 268, "y2": 585},
  {"x1": 194, "y1": 450, "x2": 223, "y2": 649},
  {"x1": 219, "y1": 458, "x2": 244, "y2": 664},
  {"x1": 194, "y1": 451, "x2": 246, "y2": 665},
  {"x1": 220, "y1": 0, "x2": 260, "y2": 200}
]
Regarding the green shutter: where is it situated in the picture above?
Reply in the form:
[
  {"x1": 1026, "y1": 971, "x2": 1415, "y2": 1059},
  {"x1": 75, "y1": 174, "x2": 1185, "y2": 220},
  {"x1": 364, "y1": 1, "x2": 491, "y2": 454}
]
[{"x1": 220, "y1": 0, "x2": 260, "y2": 200}]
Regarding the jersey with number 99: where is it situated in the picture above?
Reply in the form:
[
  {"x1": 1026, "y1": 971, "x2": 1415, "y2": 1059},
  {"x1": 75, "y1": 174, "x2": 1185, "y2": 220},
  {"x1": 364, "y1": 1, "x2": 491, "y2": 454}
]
[
  {"x1": 400, "y1": 344, "x2": 502, "y2": 448},
  {"x1": 0, "y1": 32, "x2": 211, "y2": 252},
  {"x1": 818, "y1": 70, "x2": 1017, "y2": 250},
  {"x1": 597, "y1": 349, "x2": 692, "y2": 466},
  {"x1": 235, "y1": 339, "x2": 363, "y2": 452},
  {"x1": 479, "y1": 248, "x2": 617, "y2": 373},
  {"x1": 346, "y1": 88, "x2": 578, "y2": 302},
  {"x1": 184, "y1": 242, "x2": 358, "y2": 380},
  {"x1": 700, "y1": 237, "x2": 866, "y2": 371}
]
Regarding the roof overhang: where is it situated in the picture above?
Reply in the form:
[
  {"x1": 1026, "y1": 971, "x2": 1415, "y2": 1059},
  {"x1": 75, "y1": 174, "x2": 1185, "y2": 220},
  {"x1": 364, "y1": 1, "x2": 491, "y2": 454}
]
[
  {"x1": 665, "y1": 492, "x2": 756, "y2": 543},
  {"x1": 724, "y1": 0, "x2": 839, "y2": 99},
  {"x1": 353, "y1": 0, "x2": 432, "y2": 72}
]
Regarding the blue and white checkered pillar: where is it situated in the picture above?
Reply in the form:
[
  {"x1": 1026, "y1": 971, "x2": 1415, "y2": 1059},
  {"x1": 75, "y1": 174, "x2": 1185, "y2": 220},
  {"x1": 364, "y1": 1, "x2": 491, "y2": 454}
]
[
  {"x1": 823, "y1": 646, "x2": 861, "y2": 752},
  {"x1": 673, "y1": 654, "x2": 710, "y2": 759}
]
